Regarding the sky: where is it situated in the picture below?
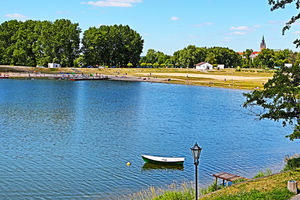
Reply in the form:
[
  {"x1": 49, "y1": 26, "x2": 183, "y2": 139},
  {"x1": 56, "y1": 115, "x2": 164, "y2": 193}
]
[{"x1": 1, "y1": 0, "x2": 300, "y2": 55}]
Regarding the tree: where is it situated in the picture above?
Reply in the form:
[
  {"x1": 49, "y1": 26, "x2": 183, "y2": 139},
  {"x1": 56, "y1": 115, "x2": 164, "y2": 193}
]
[
  {"x1": 82, "y1": 25, "x2": 143, "y2": 67},
  {"x1": 205, "y1": 52, "x2": 217, "y2": 64},
  {"x1": 268, "y1": 0, "x2": 300, "y2": 47},
  {"x1": 244, "y1": 65, "x2": 300, "y2": 140},
  {"x1": 0, "y1": 19, "x2": 81, "y2": 67},
  {"x1": 243, "y1": 49, "x2": 253, "y2": 68},
  {"x1": 257, "y1": 49, "x2": 275, "y2": 68}
]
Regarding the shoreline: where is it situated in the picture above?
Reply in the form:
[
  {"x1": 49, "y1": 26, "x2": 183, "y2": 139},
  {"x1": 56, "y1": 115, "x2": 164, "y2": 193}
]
[
  {"x1": 0, "y1": 66, "x2": 273, "y2": 90},
  {"x1": 0, "y1": 72, "x2": 253, "y2": 91}
]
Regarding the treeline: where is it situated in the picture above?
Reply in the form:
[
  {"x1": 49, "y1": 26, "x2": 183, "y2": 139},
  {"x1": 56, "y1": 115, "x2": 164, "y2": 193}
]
[
  {"x1": 0, "y1": 19, "x2": 81, "y2": 67},
  {"x1": 141, "y1": 47, "x2": 300, "y2": 69},
  {"x1": 1, "y1": 19, "x2": 299, "y2": 68},
  {"x1": 140, "y1": 45, "x2": 241, "y2": 68},
  {"x1": 0, "y1": 19, "x2": 143, "y2": 67},
  {"x1": 241, "y1": 48, "x2": 300, "y2": 68}
]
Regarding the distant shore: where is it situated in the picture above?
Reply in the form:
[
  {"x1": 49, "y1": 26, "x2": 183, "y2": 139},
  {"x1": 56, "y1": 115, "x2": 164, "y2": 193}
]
[{"x1": 0, "y1": 66, "x2": 274, "y2": 90}]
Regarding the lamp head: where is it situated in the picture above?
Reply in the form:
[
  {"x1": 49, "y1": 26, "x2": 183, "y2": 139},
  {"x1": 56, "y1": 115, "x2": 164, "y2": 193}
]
[{"x1": 191, "y1": 142, "x2": 202, "y2": 164}]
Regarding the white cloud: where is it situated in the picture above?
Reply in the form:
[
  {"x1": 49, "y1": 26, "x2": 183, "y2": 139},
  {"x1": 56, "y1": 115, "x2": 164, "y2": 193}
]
[
  {"x1": 171, "y1": 16, "x2": 179, "y2": 21},
  {"x1": 232, "y1": 31, "x2": 246, "y2": 35},
  {"x1": 5, "y1": 13, "x2": 26, "y2": 20},
  {"x1": 230, "y1": 26, "x2": 249, "y2": 31},
  {"x1": 81, "y1": 0, "x2": 142, "y2": 7}
]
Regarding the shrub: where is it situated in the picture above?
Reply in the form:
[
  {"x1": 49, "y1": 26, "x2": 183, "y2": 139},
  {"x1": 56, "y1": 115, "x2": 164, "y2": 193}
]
[{"x1": 284, "y1": 157, "x2": 300, "y2": 171}]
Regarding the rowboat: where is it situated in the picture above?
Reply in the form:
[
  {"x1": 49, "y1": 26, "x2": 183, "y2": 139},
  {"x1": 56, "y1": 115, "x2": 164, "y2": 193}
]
[{"x1": 142, "y1": 155, "x2": 184, "y2": 165}]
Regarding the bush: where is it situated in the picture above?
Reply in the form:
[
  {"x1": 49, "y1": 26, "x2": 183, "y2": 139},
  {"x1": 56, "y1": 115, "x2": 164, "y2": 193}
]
[{"x1": 284, "y1": 157, "x2": 300, "y2": 171}]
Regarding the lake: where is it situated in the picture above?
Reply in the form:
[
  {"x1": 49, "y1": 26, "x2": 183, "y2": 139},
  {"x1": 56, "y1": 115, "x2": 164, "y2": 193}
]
[{"x1": 0, "y1": 79, "x2": 299, "y2": 199}]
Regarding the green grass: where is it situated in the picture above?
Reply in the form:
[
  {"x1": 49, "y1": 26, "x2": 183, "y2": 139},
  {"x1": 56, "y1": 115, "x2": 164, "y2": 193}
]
[
  {"x1": 130, "y1": 169, "x2": 300, "y2": 200},
  {"x1": 209, "y1": 188, "x2": 294, "y2": 200},
  {"x1": 253, "y1": 169, "x2": 272, "y2": 179}
]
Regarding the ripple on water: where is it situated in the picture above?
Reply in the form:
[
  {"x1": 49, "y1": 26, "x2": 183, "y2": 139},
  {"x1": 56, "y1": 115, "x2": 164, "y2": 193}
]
[{"x1": 0, "y1": 80, "x2": 299, "y2": 199}]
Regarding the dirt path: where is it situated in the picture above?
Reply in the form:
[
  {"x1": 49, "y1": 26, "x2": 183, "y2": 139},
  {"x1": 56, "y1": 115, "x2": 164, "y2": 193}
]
[{"x1": 137, "y1": 73, "x2": 271, "y2": 81}]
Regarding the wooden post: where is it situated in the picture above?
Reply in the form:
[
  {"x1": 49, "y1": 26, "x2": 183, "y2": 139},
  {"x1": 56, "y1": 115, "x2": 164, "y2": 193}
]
[
  {"x1": 223, "y1": 179, "x2": 225, "y2": 186},
  {"x1": 215, "y1": 177, "x2": 218, "y2": 190},
  {"x1": 288, "y1": 180, "x2": 298, "y2": 194}
]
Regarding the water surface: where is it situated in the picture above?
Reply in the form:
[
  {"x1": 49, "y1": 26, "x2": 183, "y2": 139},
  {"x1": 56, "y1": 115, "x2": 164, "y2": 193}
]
[{"x1": 0, "y1": 80, "x2": 299, "y2": 199}]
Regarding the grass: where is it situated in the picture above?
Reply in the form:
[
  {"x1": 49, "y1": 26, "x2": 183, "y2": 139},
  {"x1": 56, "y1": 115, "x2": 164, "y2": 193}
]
[
  {"x1": 129, "y1": 182, "x2": 194, "y2": 200},
  {"x1": 208, "y1": 188, "x2": 294, "y2": 200},
  {"x1": 130, "y1": 168, "x2": 300, "y2": 200},
  {"x1": 253, "y1": 169, "x2": 272, "y2": 179},
  {"x1": 200, "y1": 169, "x2": 300, "y2": 200}
]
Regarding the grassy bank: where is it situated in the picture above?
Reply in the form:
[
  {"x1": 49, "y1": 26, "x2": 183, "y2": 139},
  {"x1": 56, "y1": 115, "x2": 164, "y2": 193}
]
[
  {"x1": 0, "y1": 66, "x2": 274, "y2": 90},
  {"x1": 130, "y1": 168, "x2": 300, "y2": 200}
]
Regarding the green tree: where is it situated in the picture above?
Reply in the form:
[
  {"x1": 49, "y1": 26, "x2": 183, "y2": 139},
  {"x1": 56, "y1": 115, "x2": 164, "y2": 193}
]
[
  {"x1": 205, "y1": 52, "x2": 217, "y2": 64},
  {"x1": 257, "y1": 49, "x2": 275, "y2": 68},
  {"x1": 82, "y1": 25, "x2": 143, "y2": 67},
  {"x1": 243, "y1": 49, "x2": 254, "y2": 68},
  {"x1": 268, "y1": 0, "x2": 300, "y2": 47},
  {"x1": 244, "y1": 66, "x2": 300, "y2": 140}
]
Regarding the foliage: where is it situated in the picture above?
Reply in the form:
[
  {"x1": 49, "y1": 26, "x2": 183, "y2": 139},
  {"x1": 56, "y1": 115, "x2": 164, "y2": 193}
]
[
  {"x1": 0, "y1": 19, "x2": 81, "y2": 67},
  {"x1": 153, "y1": 189, "x2": 194, "y2": 200},
  {"x1": 129, "y1": 182, "x2": 194, "y2": 200},
  {"x1": 253, "y1": 169, "x2": 272, "y2": 178},
  {"x1": 268, "y1": 0, "x2": 300, "y2": 47},
  {"x1": 81, "y1": 25, "x2": 143, "y2": 67},
  {"x1": 244, "y1": 65, "x2": 300, "y2": 140},
  {"x1": 140, "y1": 49, "x2": 171, "y2": 65},
  {"x1": 200, "y1": 183, "x2": 224, "y2": 195},
  {"x1": 284, "y1": 156, "x2": 300, "y2": 171},
  {"x1": 208, "y1": 188, "x2": 294, "y2": 200},
  {"x1": 171, "y1": 45, "x2": 241, "y2": 68}
]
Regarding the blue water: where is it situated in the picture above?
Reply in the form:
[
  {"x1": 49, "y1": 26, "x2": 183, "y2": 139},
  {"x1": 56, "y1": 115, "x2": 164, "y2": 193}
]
[{"x1": 0, "y1": 79, "x2": 299, "y2": 199}]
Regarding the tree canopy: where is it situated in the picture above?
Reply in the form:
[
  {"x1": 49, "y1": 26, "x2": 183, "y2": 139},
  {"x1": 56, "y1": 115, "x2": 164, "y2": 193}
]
[
  {"x1": 81, "y1": 25, "x2": 144, "y2": 67},
  {"x1": 244, "y1": 66, "x2": 300, "y2": 140},
  {"x1": 243, "y1": 1, "x2": 300, "y2": 141},
  {"x1": 0, "y1": 19, "x2": 81, "y2": 67},
  {"x1": 268, "y1": 0, "x2": 300, "y2": 47}
]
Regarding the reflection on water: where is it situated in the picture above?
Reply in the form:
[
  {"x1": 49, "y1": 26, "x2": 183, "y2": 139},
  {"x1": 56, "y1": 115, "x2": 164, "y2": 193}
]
[
  {"x1": 0, "y1": 79, "x2": 299, "y2": 199},
  {"x1": 142, "y1": 163, "x2": 184, "y2": 171}
]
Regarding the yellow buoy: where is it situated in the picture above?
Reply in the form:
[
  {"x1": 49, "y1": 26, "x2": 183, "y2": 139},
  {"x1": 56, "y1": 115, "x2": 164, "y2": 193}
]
[{"x1": 126, "y1": 162, "x2": 131, "y2": 166}]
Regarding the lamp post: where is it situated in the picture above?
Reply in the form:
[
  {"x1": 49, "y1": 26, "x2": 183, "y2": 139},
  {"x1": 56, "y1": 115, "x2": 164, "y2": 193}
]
[{"x1": 191, "y1": 143, "x2": 202, "y2": 200}]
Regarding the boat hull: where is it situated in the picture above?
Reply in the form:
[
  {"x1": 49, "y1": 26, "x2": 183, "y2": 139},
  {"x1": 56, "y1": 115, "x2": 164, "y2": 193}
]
[{"x1": 142, "y1": 155, "x2": 184, "y2": 165}]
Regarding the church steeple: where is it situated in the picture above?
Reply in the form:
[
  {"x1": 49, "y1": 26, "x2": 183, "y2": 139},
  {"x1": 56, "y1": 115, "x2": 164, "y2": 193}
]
[{"x1": 260, "y1": 35, "x2": 266, "y2": 51}]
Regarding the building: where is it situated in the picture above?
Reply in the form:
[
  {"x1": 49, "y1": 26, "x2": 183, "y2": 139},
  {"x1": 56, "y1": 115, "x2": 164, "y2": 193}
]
[
  {"x1": 217, "y1": 64, "x2": 225, "y2": 70},
  {"x1": 284, "y1": 63, "x2": 293, "y2": 68},
  {"x1": 260, "y1": 36, "x2": 266, "y2": 51},
  {"x1": 48, "y1": 63, "x2": 61, "y2": 68},
  {"x1": 195, "y1": 62, "x2": 213, "y2": 70}
]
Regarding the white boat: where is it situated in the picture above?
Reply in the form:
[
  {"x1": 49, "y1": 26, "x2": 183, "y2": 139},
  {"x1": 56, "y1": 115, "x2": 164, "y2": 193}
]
[{"x1": 142, "y1": 155, "x2": 184, "y2": 165}]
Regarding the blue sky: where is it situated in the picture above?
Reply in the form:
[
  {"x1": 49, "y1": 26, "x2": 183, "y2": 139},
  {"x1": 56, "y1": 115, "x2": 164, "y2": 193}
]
[{"x1": 1, "y1": 0, "x2": 300, "y2": 55}]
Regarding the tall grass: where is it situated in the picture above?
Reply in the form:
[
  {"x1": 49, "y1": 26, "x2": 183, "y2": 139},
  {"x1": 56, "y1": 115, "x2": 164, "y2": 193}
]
[
  {"x1": 253, "y1": 168, "x2": 272, "y2": 178},
  {"x1": 129, "y1": 182, "x2": 194, "y2": 200}
]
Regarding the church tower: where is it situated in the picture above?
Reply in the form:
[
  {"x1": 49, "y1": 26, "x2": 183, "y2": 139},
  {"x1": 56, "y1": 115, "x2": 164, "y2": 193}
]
[{"x1": 260, "y1": 36, "x2": 266, "y2": 51}]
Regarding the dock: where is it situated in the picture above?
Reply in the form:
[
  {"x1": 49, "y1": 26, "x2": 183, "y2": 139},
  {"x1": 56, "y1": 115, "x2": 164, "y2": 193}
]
[{"x1": 213, "y1": 172, "x2": 248, "y2": 189}]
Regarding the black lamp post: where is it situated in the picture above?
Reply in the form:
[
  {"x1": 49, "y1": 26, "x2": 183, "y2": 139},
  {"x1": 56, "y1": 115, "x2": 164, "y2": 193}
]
[{"x1": 191, "y1": 143, "x2": 202, "y2": 200}]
